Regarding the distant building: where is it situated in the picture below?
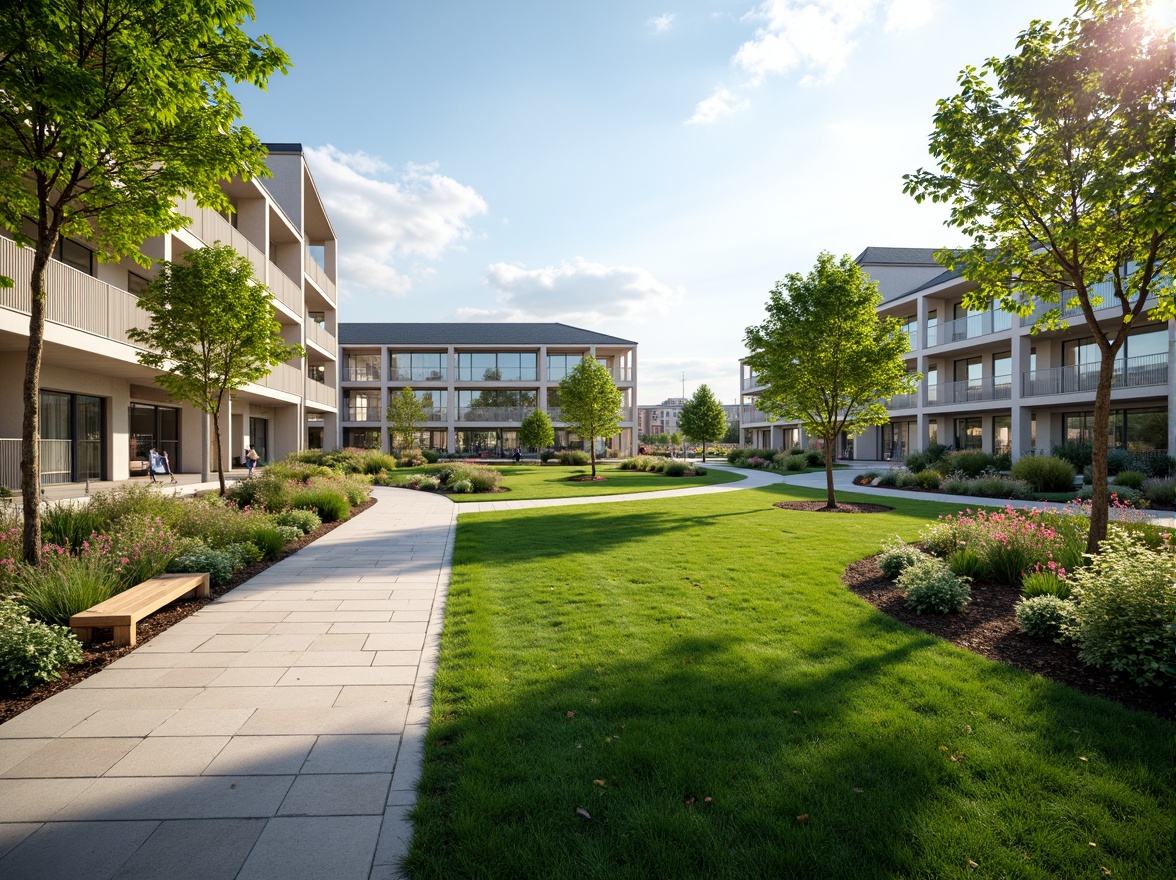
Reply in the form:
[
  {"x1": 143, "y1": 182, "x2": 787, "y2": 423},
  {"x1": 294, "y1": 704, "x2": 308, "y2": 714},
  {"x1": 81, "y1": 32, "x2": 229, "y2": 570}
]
[{"x1": 637, "y1": 397, "x2": 687, "y2": 437}]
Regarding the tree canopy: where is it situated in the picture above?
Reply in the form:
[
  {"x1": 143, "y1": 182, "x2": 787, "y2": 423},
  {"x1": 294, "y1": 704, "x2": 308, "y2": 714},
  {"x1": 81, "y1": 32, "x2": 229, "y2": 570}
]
[
  {"x1": 679, "y1": 384, "x2": 728, "y2": 462},
  {"x1": 387, "y1": 388, "x2": 427, "y2": 452},
  {"x1": 0, "y1": 0, "x2": 289, "y2": 562},
  {"x1": 903, "y1": 0, "x2": 1174, "y2": 551},
  {"x1": 558, "y1": 358, "x2": 622, "y2": 478},
  {"x1": 745, "y1": 252, "x2": 917, "y2": 508},
  {"x1": 129, "y1": 245, "x2": 302, "y2": 494},
  {"x1": 519, "y1": 409, "x2": 554, "y2": 452}
]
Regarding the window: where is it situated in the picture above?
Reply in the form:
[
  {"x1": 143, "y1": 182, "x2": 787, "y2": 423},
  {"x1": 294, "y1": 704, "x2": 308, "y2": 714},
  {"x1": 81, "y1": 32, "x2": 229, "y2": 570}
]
[
  {"x1": 344, "y1": 353, "x2": 381, "y2": 381},
  {"x1": 457, "y1": 351, "x2": 537, "y2": 381},
  {"x1": 413, "y1": 390, "x2": 447, "y2": 420},
  {"x1": 42, "y1": 391, "x2": 106, "y2": 483},
  {"x1": 992, "y1": 415, "x2": 1012, "y2": 455},
  {"x1": 926, "y1": 310, "x2": 938, "y2": 346},
  {"x1": 547, "y1": 353, "x2": 587, "y2": 381},
  {"x1": 308, "y1": 364, "x2": 326, "y2": 384},
  {"x1": 345, "y1": 391, "x2": 381, "y2": 422},
  {"x1": 308, "y1": 310, "x2": 326, "y2": 328},
  {"x1": 954, "y1": 418, "x2": 983, "y2": 450},
  {"x1": 343, "y1": 429, "x2": 381, "y2": 449},
  {"x1": 128, "y1": 272, "x2": 151, "y2": 295},
  {"x1": 54, "y1": 238, "x2": 93, "y2": 275},
  {"x1": 390, "y1": 351, "x2": 446, "y2": 381}
]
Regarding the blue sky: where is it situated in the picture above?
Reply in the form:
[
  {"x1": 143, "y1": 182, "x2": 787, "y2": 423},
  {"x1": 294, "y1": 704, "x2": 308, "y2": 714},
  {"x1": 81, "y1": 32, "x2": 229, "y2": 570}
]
[{"x1": 237, "y1": 0, "x2": 1080, "y2": 404}]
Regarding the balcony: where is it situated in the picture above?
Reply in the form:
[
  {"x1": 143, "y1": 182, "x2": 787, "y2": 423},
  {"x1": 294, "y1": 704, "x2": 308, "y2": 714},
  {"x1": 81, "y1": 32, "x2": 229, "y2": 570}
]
[
  {"x1": 0, "y1": 235, "x2": 153, "y2": 347},
  {"x1": 932, "y1": 310, "x2": 1013, "y2": 346},
  {"x1": 304, "y1": 378, "x2": 336, "y2": 409},
  {"x1": 926, "y1": 377, "x2": 1013, "y2": 407},
  {"x1": 1022, "y1": 352, "x2": 1168, "y2": 397},
  {"x1": 268, "y1": 269, "x2": 302, "y2": 316},
  {"x1": 304, "y1": 318, "x2": 336, "y2": 355},
  {"x1": 390, "y1": 367, "x2": 448, "y2": 382},
  {"x1": 742, "y1": 376, "x2": 764, "y2": 391},
  {"x1": 255, "y1": 362, "x2": 303, "y2": 397},
  {"x1": 742, "y1": 404, "x2": 773, "y2": 423},
  {"x1": 343, "y1": 365, "x2": 382, "y2": 382},
  {"x1": 304, "y1": 247, "x2": 337, "y2": 304},
  {"x1": 1019, "y1": 289, "x2": 1157, "y2": 326},
  {"x1": 887, "y1": 392, "x2": 919, "y2": 410},
  {"x1": 343, "y1": 405, "x2": 381, "y2": 423},
  {"x1": 458, "y1": 405, "x2": 537, "y2": 422},
  {"x1": 0, "y1": 438, "x2": 72, "y2": 490}
]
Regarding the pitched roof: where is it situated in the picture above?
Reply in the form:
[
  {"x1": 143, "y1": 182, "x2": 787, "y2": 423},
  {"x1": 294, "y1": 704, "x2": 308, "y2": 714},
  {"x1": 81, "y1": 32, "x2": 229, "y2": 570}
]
[
  {"x1": 338, "y1": 322, "x2": 636, "y2": 347},
  {"x1": 855, "y1": 246, "x2": 944, "y2": 266}
]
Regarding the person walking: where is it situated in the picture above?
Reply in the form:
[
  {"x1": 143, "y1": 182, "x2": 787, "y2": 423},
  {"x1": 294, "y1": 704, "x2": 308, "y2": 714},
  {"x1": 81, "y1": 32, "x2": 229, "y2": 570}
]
[
  {"x1": 147, "y1": 447, "x2": 159, "y2": 483},
  {"x1": 246, "y1": 445, "x2": 260, "y2": 477},
  {"x1": 161, "y1": 449, "x2": 177, "y2": 483},
  {"x1": 513, "y1": 446, "x2": 522, "y2": 463}
]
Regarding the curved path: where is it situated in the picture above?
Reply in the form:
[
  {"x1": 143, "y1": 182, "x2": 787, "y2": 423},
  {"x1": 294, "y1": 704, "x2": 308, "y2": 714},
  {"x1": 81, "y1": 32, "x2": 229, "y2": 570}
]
[{"x1": 0, "y1": 463, "x2": 1167, "y2": 879}]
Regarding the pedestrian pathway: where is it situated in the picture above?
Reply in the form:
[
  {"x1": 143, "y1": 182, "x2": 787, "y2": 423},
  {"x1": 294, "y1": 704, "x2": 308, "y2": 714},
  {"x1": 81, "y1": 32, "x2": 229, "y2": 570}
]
[{"x1": 0, "y1": 487, "x2": 455, "y2": 880}]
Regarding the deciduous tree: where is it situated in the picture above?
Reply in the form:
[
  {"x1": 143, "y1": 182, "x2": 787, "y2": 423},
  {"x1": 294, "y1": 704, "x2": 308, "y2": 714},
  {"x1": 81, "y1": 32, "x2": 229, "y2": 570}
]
[
  {"x1": 679, "y1": 384, "x2": 728, "y2": 462},
  {"x1": 745, "y1": 252, "x2": 917, "y2": 508},
  {"x1": 0, "y1": 0, "x2": 288, "y2": 562},
  {"x1": 903, "y1": 0, "x2": 1175, "y2": 552},
  {"x1": 387, "y1": 388, "x2": 428, "y2": 453},
  {"x1": 558, "y1": 358, "x2": 622, "y2": 478},
  {"x1": 129, "y1": 246, "x2": 302, "y2": 495},
  {"x1": 519, "y1": 409, "x2": 554, "y2": 453}
]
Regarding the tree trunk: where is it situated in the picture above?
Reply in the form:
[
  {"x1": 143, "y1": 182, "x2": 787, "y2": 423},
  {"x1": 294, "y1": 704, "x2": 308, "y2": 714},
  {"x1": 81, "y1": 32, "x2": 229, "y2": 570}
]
[
  {"x1": 212, "y1": 400, "x2": 227, "y2": 495},
  {"x1": 702, "y1": 441, "x2": 707, "y2": 463},
  {"x1": 824, "y1": 437, "x2": 837, "y2": 509},
  {"x1": 589, "y1": 438, "x2": 597, "y2": 478},
  {"x1": 1085, "y1": 349, "x2": 1117, "y2": 554},
  {"x1": 20, "y1": 244, "x2": 53, "y2": 565}
]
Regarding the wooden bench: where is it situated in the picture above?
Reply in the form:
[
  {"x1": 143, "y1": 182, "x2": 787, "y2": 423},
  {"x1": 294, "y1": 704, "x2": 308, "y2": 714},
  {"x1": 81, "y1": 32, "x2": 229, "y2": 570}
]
[{"x1": 70, "y1": 572, "x2": 211, "y2": 647}]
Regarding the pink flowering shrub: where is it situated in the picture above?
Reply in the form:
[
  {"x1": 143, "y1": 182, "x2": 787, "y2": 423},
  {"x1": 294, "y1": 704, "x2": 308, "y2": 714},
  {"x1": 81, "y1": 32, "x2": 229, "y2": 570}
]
[{"x1": 109, "y1": 517, "x2": 201, "y2": 588}]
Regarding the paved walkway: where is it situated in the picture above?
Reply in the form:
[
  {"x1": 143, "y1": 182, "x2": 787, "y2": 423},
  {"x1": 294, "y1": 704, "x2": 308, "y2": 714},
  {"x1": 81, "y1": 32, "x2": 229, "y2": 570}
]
[
  {"x1": 0, "y1": 487, "x2": 455, "y2": 880},
  {"x1": 3, "y1": 461, "x2": 1171, "y2": 879}
]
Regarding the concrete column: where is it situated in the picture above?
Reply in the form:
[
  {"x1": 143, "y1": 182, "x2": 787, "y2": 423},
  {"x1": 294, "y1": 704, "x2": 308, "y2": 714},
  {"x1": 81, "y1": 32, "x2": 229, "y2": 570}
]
[
  {"x1": 447, "y1": 346, "x2": 456, "y2": 453},
  {"x1": 1011, "y1": 322, "x2": 1033, "y2": 458},
  {"x1": 1169, "y1": 321, "x2": 1176, "y2": 455},
  {"x1": 538, "y1": 345, "x2": 547, "y2": 412},
  {"x1": 380, "y1": 347, "x2": 390, "y2": 453}
]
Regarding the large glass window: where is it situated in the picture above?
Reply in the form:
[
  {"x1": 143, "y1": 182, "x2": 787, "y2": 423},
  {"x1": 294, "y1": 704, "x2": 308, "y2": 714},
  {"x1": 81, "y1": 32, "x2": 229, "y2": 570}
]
[
  {"x1": 130, "y1": 402, "x2": 178, "y2": 475},
  {"x1": 457, "y1": 351, "x2": 537, "y2": 381},
  {"x1": 389, "y1": 351, "x2": 446, "y2": 381},
  {"x1": 1063, "y1": 408, "x2": 1168, "y2": 453},
  {"x1": 343, "y1": 428, "x2": 381, "y2": 449},
  {"x1": 546, "y1": 353, "x2": 588, "y2": 381},
  {"x1": 54, "y1": 238, "x2": 93, "y2": 275},
  {"x1": 345, "y1": 391, "x2": 381, "y2": 422},
  {"x1": 413, "y1": 390, "x2": 447, "y2": 420},
  {"x1": 954, "y1": 417, "x2": 982, "y2": 450},
  {"x1": 992, "y1": 415, "x2": 1012, "y2": 455},
  {"x1": 456, "y1": 389, "x2": 537, "y2": 420},
  {"x1": 344, "y1": 352, "x2": 381, "y2": 381}
]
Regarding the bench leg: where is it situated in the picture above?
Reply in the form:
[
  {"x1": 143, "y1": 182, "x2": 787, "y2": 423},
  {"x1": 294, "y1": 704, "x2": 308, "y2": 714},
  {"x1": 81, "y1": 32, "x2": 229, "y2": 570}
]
[
  {"x1": 72, "y1": 626, "x2": 93, "y2": 644},
  {"x1": 113, "y1": 625, "x2": 136, "y2": 648},
  {"x1": 195, "y1": 572, "x2": 211, "y2": 600}
]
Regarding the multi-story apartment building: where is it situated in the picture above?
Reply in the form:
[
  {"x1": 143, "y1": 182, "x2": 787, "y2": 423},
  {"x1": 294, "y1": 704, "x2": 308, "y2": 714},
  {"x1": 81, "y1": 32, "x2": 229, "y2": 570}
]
[
  {"x1": 338, "y1": 323, "x2": 638, "y2": 455},
  {"x1": 741, "y1": 247, "x2": 1174, "y2": 462},
  {"x1": 0, "y1": 143, "x2": 339, "y2": 487},
  {"x1": 637, "y1": 397, "x2": 686, "y2": 438}
]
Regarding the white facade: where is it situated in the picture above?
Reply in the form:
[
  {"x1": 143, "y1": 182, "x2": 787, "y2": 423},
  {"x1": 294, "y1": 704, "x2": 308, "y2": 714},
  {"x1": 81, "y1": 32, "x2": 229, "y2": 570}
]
[
  {"x1": 0, "y1": 143, "x2": 339, "y2": 487},
  {"x1": 742, "y1": 247, "x2": 1174, "y2": 462}
]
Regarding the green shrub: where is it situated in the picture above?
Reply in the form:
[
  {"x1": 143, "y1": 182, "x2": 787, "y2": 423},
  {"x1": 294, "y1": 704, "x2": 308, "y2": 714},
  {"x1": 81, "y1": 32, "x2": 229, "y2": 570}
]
[
  {"x1": 942, "y1": 473, "x2": 971, "y2": 495},
  {"x1": 949, "y1": 451, "x2": 997, "y2": 478},
  {"x1": 1105, "y1": 448, "x2": 1137, "y2": 476},
  {"x1": 291, "y1": 486, "x2": 351, "y2": 522},
  {"x1": 914, "y1": 469, "x2": 941, "y2": 490},
  {"x1": 803, "y1": 450, "x2": 823, "y2": 467},
  {"x1": 356, "y1": 450, "x2": 398, "y2": 474},
  {"x1": 223, "y1": 542, "x2": 262, "y2": 569},
  {"x1": 557, "y1": 450, "x2": 591, "y2": 466},
  {"x1": 109, "y1": 517, "x2": 198, "y2": 588},
  {"x1": 450, "y1": 479, "x2": 473, "y2": 494},
  {"x1": 1114, "y1": 470, "x2": 1145, "y2": 490},
  {"x1": 84, "y1": 483, "x2": 177, "y2": 530},
  {"x1": 406, "y1": 474, "x2": 441, "y2": 492},
  {"x1": 169, "y1": 546, "x2": 235, "y2": 587},
  {"x1": 1016, "y1": 595, "x2": 1077, "y2": 643},
  {"x1": 664, "y1": 461, "x2": 690, "y2": 477},
  {"x1": 877, "y1": 538, "x2": 926, "y2": 580},
  {"x1": 966, "y1": 475, "x2": 1034, "y2": 500},
  {"x1": 782, "y1": 454, "x2": 806, "y2": 472},
  {"x1": 726, "y1": 449, "x2": 744, "y2": 464},
  {"x1": 694, "y1": 465, "x2": 708, "y2": 476},
  {"x1": 1021, "y1": 569, "x2": 1071, "y2": 600},
  {"x1": 898, "y1": 557, "x2": 971, "y2": 614},
  {"x1": 467, "y1": 467, "x2": 501, "y2": 493},
  {"x1": 1051, "y1": 441, "x2": 1093, "y2": 469},
  {"x1": 540, "y1": 450, "x2": 556, "y2": 463},
  {"x1": 649, "y1": 458, "x2": 668, "y2": 473},
  {"x1": 422, "y1": 450, "x2": 440, "y2": 464},
  {"x1": 319, "y1": 449, "x2": 365, "y2": 474},
  {"x1": 857, "y1": 470, "x2": 880, "y2": 483},
  {"x1": 947, "y1": 548, "x2": 984, "y2": 580},
  {"x1": 895, "y1": 470, "x2": 918, "y2": 489},
  {"x1": 41, "y1": 502, "x2": 103, "y2": 553},
  {"x1": 0, "y1": 601, "x2": 83, "y2": 692},
  {"x1": 274, "y1": 525, "x2": 302, "y2": 543},
  {"x1": 226, "y1": 473, "x2": 293, "y2": 512},
  {"x1": 992, "y1": 452, "x2": 1012, "y2": 471},
  {"x1": 13, "y1": 550, "x2": 122, "y2": 625},
  {"x1": 1075, "y1": 484, "x2": 1142, "y2": 507},
  {"x1": 924, "y1": 443, "x2": 950, "y2": 464},
  {"x1": 1067, "y1": 532, "x2": 1176, "y2": 686},
  {"x1": 903, "y1": 451, "x2": 930, "y2": 473},
  {"x1": 397, "y1": 448, "x2": 427, "y2": 467},
  {"x1": 1010, "y1": 455, "x2": 1076, "y2": 493},
  {"x1": 875, "y1": 469, "x2": 900, "y2": 488},
  {"x1": 265, "y1": 460, "x2": 335, "y2": 484},
  {"x1": 1141, "y1": 476, "x2": 1176, "y2": 507},
  {"x1": 272, "y1": 508, "x2": 322, "y2": 535},
  {"x1": 247, "y1": 526, "x2": 285, "y2": 560},
  {"x1": 1083, "y1": 465, "x2": 1094, "y2": 486},
  {"x1": 168, "y1": 496, "x2": 269, "y2": 549}
]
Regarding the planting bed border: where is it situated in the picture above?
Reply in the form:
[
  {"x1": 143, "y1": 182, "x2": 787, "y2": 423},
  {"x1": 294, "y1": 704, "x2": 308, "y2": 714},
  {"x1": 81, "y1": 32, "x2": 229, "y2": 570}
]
[
  {"x1": 0, "y1": 496, "x2": 378, "y2": 725},
  {"x1": 843, "y1": 553, "x2": 1167, "y2": 718}
]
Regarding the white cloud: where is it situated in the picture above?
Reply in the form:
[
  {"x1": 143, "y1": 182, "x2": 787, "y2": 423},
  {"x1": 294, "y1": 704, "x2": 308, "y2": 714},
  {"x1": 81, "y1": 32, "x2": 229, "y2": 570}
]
[
  {"x1": 458, "y1": 259, "x2": 681, "y2": 324},
  {"x1": 689, "y1": 0, "x2": 937, "y2": 122},
  {"x1": 687, "y1": 87, "x2": 748, "y2": 125},
  {"x1": 303, "y1": 145, "x2": 488, "y2": 298},
  {"x1": 649, "y1": 13, "x2": 676, "y2": 34}
]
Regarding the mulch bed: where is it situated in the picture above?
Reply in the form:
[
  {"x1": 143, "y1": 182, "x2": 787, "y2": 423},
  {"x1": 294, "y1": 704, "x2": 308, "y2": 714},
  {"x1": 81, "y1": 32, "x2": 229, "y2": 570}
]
[
  {"x1": 0, "y1": 496, "x2": 378, "y2": 725},
  {"x1": 843, "y1": 555, "x2": 1169, "y2": 718},
  {"x1": 569, "y1": 476, "x2": 607, "y2": 482},
  {"x1": 774, "y1": 500, "x2": 894, "y2": 514}
]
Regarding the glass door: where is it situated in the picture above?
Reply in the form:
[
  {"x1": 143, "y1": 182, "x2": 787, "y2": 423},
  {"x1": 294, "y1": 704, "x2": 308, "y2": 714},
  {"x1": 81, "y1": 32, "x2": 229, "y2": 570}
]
[{"x1": 249, "y1": 418, "x2": 268, "y2": 463}]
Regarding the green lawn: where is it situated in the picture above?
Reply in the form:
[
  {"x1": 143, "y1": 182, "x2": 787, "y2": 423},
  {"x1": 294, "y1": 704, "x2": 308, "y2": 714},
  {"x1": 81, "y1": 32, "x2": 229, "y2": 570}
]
[
  {"x1": 406, "y1": 483, "x2": 1172, "y2": 880},
  {"x1": 443, "y1": 463, "x2": 745, "y2": 502}
]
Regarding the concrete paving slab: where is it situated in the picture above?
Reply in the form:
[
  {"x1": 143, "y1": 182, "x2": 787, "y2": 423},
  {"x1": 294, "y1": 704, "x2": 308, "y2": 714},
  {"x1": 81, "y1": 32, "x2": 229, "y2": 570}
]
[
  {"x1": 0, "y1": 819, "x2": 159, "y2": 880},
  {"x1": 106, "y1": 736, "x2": 231, "y2": 777},
  {"x1": 61, "y1": 709, "x2": 176, "y2": 738},
  {"x1": 307, "y1": 632, "x2": 370, "y2": 651},
  {"x1": 238, "y1": 707, "x2": 406, "y2": 736},
  {"x1": 360, "y1": 633, "x2": 428, "y2": 651},
  {"x1": 205, "y1": 666, "x2": 286, "y2": 687},
  {"x1": 2, "y1": 737, "x2": 139, "y2": 778},
  {"x1": 334, "y1": 686, "x2": 413, "y2": 708},
  {"x1": 0, "y1": 739, "x2": 53, "y2": 775},
  {"x1": 110, "y1": 817, "x2": 266, "y2": 880},
  {"x1": 372, "y1": 651, "x2": 424, "y2": 667},
  {"x1": 301, "y1": 735, "x2": 401, "y2": 775},
  {"x1": 184, "y1": 686, "x2": 342, "y2": 710},
  {"x1": 292, "y1": 650, "x2": 375, "y2": 667},
  {"x1": 276, "y1": 666, "x2": 416, "y2": 687},
  {"x1": 52, "y1": 774, "x2": 295, "y2": 821},
  {"x1": 0, "y1": 823, "x2": 41, "y2": 860},
  {"x1": 203, "y1": 735, "x2": 316, "y2": 776},
  {"x1": 278, "y1": 773, "x2": 391, "y2": 816},
  {"x1": 371, "y1": 803, "x2": 414, "y2": 874},
  {"x1": 236, "y1": 815, "x2": 382, "y2": 880},
  {"x1": 193, "y1": 634, "x2": 269, "y2": 653},
  {"x1": 0, "y1": 777, "x2": 95, "y2": 821},
  {"x1": 147, "y1": 708, "x2": 255, "y2": 738}
]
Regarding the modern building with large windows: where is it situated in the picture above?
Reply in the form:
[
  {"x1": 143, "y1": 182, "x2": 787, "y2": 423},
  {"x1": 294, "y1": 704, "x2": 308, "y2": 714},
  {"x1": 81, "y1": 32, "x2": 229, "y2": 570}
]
[
  {"x1": 0, "y1": 143, "x2": 339, "y2": 488},
  {"x1": 338, "y1": 323, "x2": 638, "y2": 455},
  {"x1": 741, "y1": 246, "x2": 1173, "y2": 462}
]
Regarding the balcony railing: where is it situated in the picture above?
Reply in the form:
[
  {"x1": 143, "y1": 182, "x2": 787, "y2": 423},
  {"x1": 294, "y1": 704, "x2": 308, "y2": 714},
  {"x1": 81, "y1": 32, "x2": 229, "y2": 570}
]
[
  {"x1": 304, "y1": 247, "x2": 337, "y2": 304},
  {"x1": 304, "y1": 378, "x2": 337, "y2": 409},
  {"x1": 255, "y1": 362, "x2": 303, "y2": 397},
  {"x1": 343, "y1": 405, "x2": 381, "y2": 422},
  {"x1": 887, "y1": 392, "x2": 919, "y2": 410},
  {"x1": 304, "y1": 318, "x2": 336, "y2": 354},
  {"x1": 741, "y1": 405, "x2": 772, "y2": 423},
  {"x1": 742, "y1": 376, "x2": 764, "y2": 391},
  {"x1": 1019, "y1": 290, "x2": 1157, "y2": 326},
  {"x1": 458, "y1": 405, "x2": 537, "y2": 422},
  {"x1": 1022, "y1": 352, "x2": 1168, "y2": 397},
  {"x1": 932, "y1": 310, "x2": 1013, "y2": 346},
  {"x1": 0, "y1": 438, "x2": 73, "y2": 489},
  {"x1": 269, "y1": 269, "x2": 302, "y2": 315},
  {"x1": 0, "y1": 236, "x2": 154, "y2": 347},
  {"x1": 421, "y1": 408, "x2": 447, "y2": 422},
  {"x1": 177, "y1": 196, "x2": 267, "y2": 282},
  {"x1": 390, "y1": 367, "x2": 448, "y2": 382},
  {"x1": 343, "y1": 365, "x2": 382, "y2": 382},
  {"x1": 926, "y1": 377, "x2": 1013, "y2": 407}
]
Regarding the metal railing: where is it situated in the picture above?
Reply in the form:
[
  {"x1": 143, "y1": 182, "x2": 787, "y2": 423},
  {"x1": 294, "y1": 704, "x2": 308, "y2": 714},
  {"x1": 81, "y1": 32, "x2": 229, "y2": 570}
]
[
  {"x1": 268, "y1": 268, "x2": 302, "y2": 315},
  {"x1": 177, "y1": 196, "x2": 267, "y2": 281},
  {"x1": 1019, "y1": 290, "x2": 1157, "y2": 326},
  {"x1": 343, "y1": 404, "x2": 381, "y2": 422},
  {"x1": 0, "y1": 236, "x2": 154, "y2": 347},
  {"x1": 932, "y1": 309, "x2": 1013, "y2": 346},
  {"x1": 1022, "y1": 352, "x2": 1168, "y2": 397},
  {"x1": 742, "y1": 376, "x2": 764, "y2": 391},
  {"x1": 343, "y1": 365, "x2": 382, "y2": 382},
  {"x1": 887, "y1": 392, "x2": 919, "y2": 410},
  {"x1": 926, "y1": 377, "x2": 1013, "y2": 407},
  {"x1": 390, "y1": 367, "x2": 448, "y2": 382},
  {"x1": 458, "y1": 405, "x2": 537, "y2": 422},
  {"x1": 0, "y1": 438, "x2": 73, "y2": 489},
  {"x1": 741, "y1": 405, "x2": 772, "y2": 423}
]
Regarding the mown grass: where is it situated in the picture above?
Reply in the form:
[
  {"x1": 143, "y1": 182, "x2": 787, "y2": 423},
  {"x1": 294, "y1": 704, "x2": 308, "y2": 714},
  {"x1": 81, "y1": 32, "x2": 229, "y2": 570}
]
[
  {"x1": 406, "y1": 483, "x2": 1172, "y2": 880},
  {"x1": 433, "y1": 463, "x2": 744, "y2": 502}
]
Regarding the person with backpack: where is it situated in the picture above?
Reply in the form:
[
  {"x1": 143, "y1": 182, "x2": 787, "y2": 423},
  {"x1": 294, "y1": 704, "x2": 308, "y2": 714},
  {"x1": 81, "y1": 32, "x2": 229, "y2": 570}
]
[{"x1": 247, "y1": 446, "x2": 260, "y2": 477}]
